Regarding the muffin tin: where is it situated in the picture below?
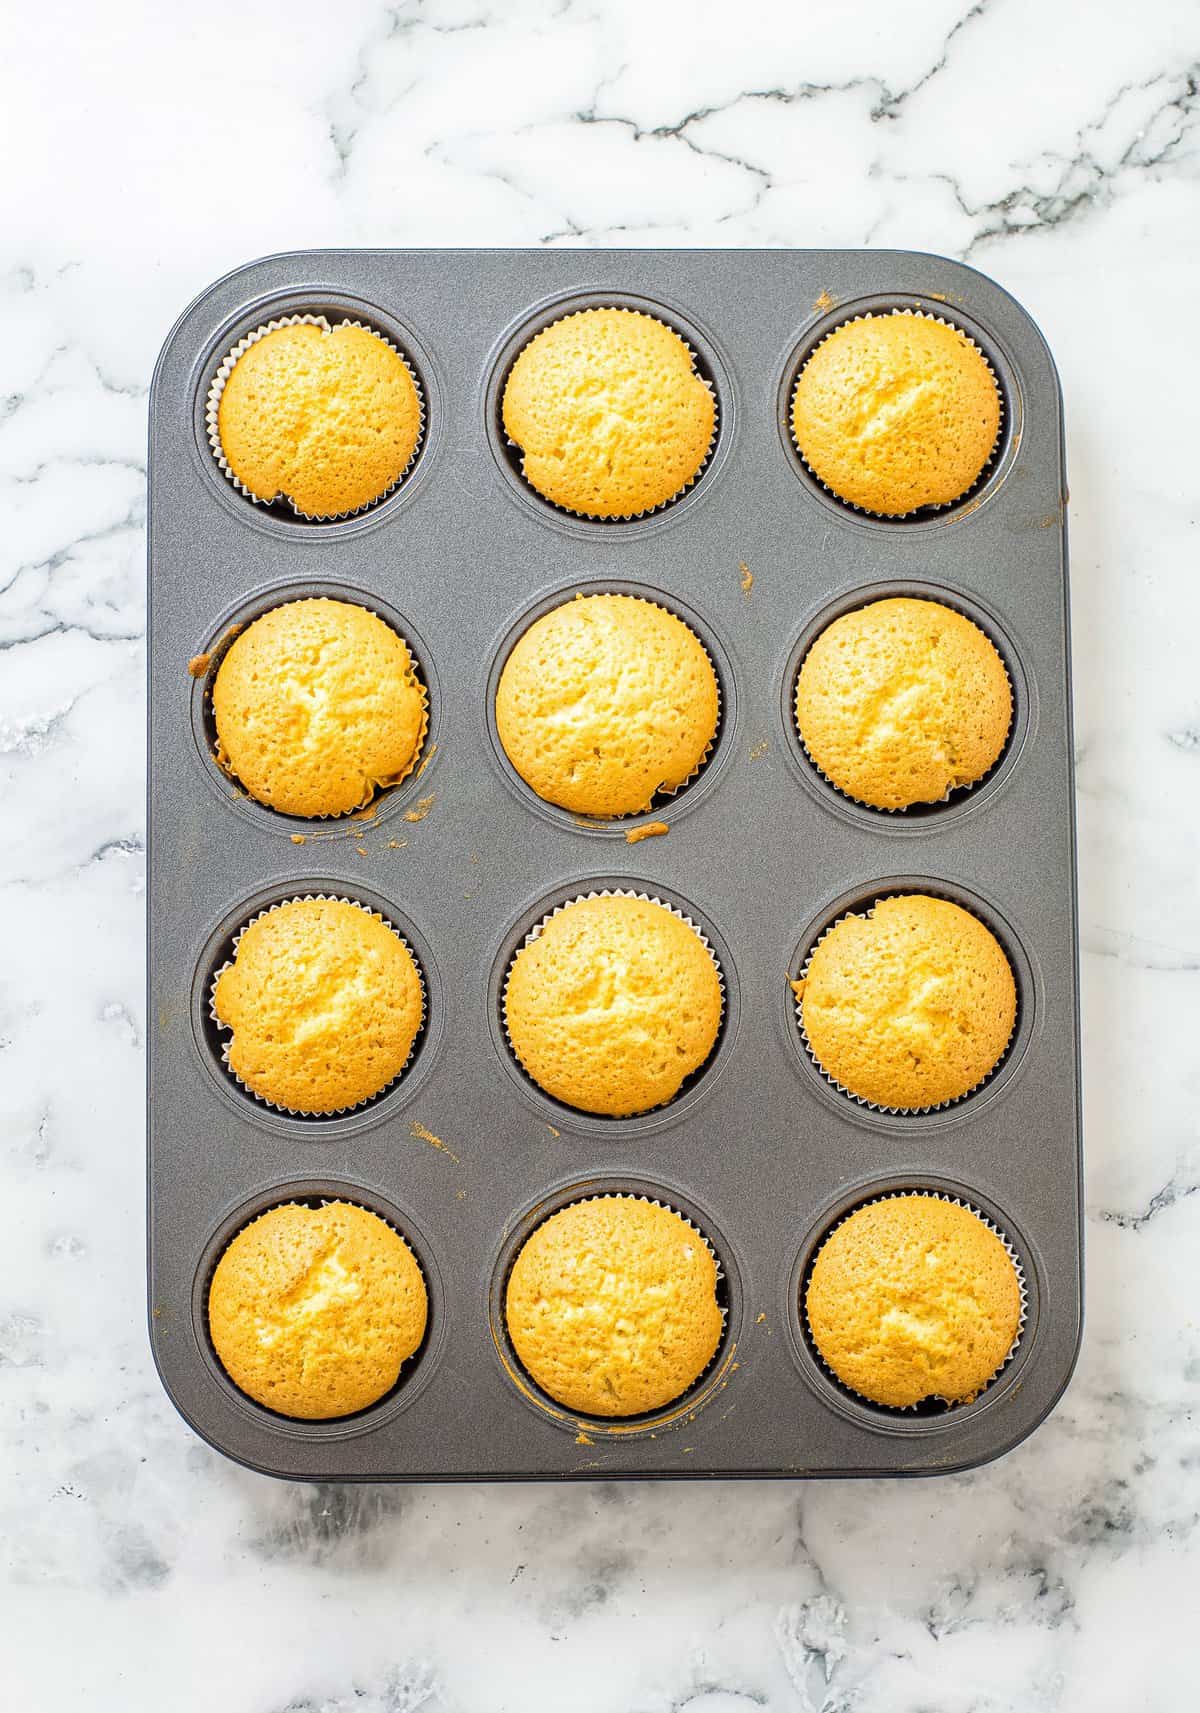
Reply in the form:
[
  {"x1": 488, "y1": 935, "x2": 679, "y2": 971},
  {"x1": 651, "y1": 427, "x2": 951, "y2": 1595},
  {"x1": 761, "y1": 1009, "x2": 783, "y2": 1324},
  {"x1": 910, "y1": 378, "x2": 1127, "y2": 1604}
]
[{"x1": 147, "y1": 249, "x2": 1081, "y2": 1480}]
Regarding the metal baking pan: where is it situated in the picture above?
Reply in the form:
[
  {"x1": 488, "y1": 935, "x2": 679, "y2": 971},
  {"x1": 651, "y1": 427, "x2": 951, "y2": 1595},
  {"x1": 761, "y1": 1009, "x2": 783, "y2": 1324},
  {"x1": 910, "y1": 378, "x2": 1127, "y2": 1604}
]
[{"x1": 147, "y1": 248, "x2": 1082, "y2": 1480}]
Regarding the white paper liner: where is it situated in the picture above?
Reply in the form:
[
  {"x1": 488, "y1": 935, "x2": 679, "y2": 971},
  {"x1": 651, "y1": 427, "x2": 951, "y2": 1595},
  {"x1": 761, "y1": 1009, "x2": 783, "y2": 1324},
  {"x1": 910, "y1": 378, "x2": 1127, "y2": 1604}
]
[
  {"x1": 208, "y1": 599, "x2": 430, "y2": 817},
  {"x1": 208, "y1": 1195, "x2": 428, "y2": 1417},
  {"x1": 501, "y1": 306, "x2": 719, "y2": 522},
  {"x1": 503, "y1": 889, "x2": 725, "y2": 1117},
  {"x1": 205, "y1": 314, "x2": 425, "y2": 521},
  {"x1": 789, "y1": 309, "x2": 1005, "y2": 520},
  {"x1": 791, "y1": 892, "x2": 1018, "y2": 1114},
  {"x1": 803, "y1": 1189, "x2": 1028, "y2": 1412},
  {"x1": 507, "y1": 1191, "x2": 728, "y2": 1418},
  {"x1": 792, "y1": 597, "x2": 1014, "y2": 813},
  {"x1": 500, "y1": 592, "x2": 721, "y2": 819},
  {"x1": 209, "y1": 894, "x2": 426, "y2": 1116}
]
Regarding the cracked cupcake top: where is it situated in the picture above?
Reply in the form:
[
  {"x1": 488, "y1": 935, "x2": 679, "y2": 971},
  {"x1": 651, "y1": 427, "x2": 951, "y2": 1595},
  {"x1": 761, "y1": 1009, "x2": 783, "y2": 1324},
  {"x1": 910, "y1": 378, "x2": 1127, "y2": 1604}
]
[
  {"x1": 504, "y1": 895, "x2": 723, "y2": 1118},
  {"x1": 506, "y1": 1196, "x2": 723, "y2": 1417},
  {"x1": 208, "y1": 1201, "x2": 427, "y2": 1419},
  {"x1": 794, "y1": 596, "x2": 1011, "y2": 809},
  {"x1": 496, "y1": 593, "x2": 719, "y2": 817},
  {"x1": 502, "y1": 307, "x2": 715, "y2": 517},
  {"x1": 792, "y1": 894, "x2": 1016, "y2": 1110},
  {"x1": 791, "y1": 311, "x2": 1001, "y2": 515},
  {"x1": 806, "y1": 1195, "x2": 1022, "y2": 1408}
]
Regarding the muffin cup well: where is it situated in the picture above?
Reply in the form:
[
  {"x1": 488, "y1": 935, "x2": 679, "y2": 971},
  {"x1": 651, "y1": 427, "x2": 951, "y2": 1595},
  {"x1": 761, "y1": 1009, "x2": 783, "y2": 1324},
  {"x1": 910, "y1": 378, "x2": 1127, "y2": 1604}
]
[
  {"x1": 801, "y1": 1189, "x2": 1028, "y2": 1414},
  {"x1": 790, "y1": 598, "x2": 1015, "y2": 816},
  {"x1": 501, "y1": 888, "x2": 726, "y2": 1119},
  {"x1": 190, "y1": 580, "x2": 441, "y2": 838},
  {"x1": 496, "y1": 591, "x2": 722, "y2": 821},
  {"x1": 500, "y1": 306, "x2": 719, "y2": 523},
  {"x1": 194, "y1": 1180, "x2": 441, "y2": 1437},
  {"x1": 208, "y1": 894, "x2": 427, "y2": 1117},
  {"x1": 497, "y1": 1187, "x2": 732, "y2": 1433},
  {"x1": 205, "y1": 314, "x2": 426, "y2": 522},
  {"x1": 791, "y1": 892, "x2": 1019, "y2": 1116},
  {"x1": 788, "y1": 308, "x2": 1005, "y2": 521}
]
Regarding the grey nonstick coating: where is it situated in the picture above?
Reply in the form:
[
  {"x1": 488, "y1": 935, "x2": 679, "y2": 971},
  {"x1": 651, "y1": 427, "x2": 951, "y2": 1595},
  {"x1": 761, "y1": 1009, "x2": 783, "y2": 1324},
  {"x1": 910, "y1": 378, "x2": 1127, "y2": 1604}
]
[{"x1": 147, "y1": 249, "x2": 1081, "y2": 1481}]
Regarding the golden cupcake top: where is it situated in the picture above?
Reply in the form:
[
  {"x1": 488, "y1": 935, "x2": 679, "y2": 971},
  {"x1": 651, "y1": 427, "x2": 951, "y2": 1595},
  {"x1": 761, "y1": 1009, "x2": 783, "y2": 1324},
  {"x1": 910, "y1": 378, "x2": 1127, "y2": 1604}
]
[
  {"x1": 213, "y1": 897, "x2": 423, "y2": 1113},
  {"x1": 212, "y1": 598, "x2": 427, "y2": 819},
  {"x1": 506, "y1": 1196, "x2": 723, "y2": 1417},
  {"x1": 496, "y1": 594, "x2": 719, "y2": 817},
  {"x1": 795, "y1": 597, "x2": 1012, "y2": 809},
  {"x1": 792, "y1": 894, "x2": 1016, "y2": 1110},
  {"x1": 791, "y1": 311, "x2": 1001, "y2": 515},
  {"x1": 504, "y1": 895, "x2": 723, "y2": 1117},
  {"x1": 806, "y1": 1196, "x2": 1022, "y2": 1408},
  {"x1": 215, "y1": 320, "x2": 421, "y2": 518},
  {"x1": 501, "y1": 307, "x2": 715, "y2": 517},
  {"x1": 208, "y1": 1201, "x2": 427, "y2": 1419}
]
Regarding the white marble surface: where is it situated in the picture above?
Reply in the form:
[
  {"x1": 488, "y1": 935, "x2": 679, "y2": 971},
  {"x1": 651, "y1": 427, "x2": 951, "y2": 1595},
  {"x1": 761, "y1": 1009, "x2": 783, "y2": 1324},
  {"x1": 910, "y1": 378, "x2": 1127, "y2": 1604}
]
[{"x1": 2, "y1": 1, "x2": 1198, "y2": 1706}]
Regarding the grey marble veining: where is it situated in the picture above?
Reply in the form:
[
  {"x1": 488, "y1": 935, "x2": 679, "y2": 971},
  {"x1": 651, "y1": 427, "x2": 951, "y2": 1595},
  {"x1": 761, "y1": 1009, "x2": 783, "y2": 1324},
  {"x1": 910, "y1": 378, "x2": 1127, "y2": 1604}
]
[{"x1": 1, "y1": 1, "x2": 1198, "y2": 1707}]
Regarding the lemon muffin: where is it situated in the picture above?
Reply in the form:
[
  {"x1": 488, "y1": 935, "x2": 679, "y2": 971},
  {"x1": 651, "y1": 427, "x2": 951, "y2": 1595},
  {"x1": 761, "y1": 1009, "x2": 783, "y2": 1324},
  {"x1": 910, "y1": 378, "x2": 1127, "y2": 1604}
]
[
  {"x1": 506, "y1": 1196, "x2": 723, "y2": 1416},
  {"x1": 792, "y1": 895, "x2": 1016, "y2": 1110},
  {"x1": 496, "y1": 594, "x2": 719, "y2": 816},
  {"x1": 209, "y1": 1201, "x2": 427, "y2": 1419},
  {"x1": 795, "y1": 597, "x2": 1011, "y2": 809},
  {"x1": 504, "y1": 894, "x2": 722, "y2": 1117},
  {"x1": 214, "y1": 320, "x2": 421, "y2": 517},
  {"x1": 806, "y1": 1195, "x2": 1022, "y2": 1407},
  {"x1": 213, "y1": 897, "x2": 423, "y2": 1112},
  {"x1": 212, "y1": 598, "x2": 427, "y2": 818},
  {"x1": 501, "y1": 308, "x2": 715, "y2": 517},
  {"x1": 791, "y1": 312, "x2": 1001, "y2": 515}
]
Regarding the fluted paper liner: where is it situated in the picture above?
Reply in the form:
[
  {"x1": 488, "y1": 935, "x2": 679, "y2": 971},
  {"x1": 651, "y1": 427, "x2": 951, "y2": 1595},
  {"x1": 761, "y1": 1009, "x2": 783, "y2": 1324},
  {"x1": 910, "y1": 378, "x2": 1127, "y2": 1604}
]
[
  {"x1": 205, "y1": 313, "x2": 425, "y2": 521},
  {"x1": 502, "y1": 306, "x2": 719, "y2": 521},
  {"x1": 791, "y1": 893, "x2": 1018, "y2": 1114},
  {"x1": 792, "y1": 598, "x2": 1014, "y2": 813},
  {"x1": 803, "y1": 1189, "x2": 1028, "y2": 1412},
  {"x1": 503, "y1": 889, "x2": 725, "y2": 1115},
  {"x1": 209, "y1": 894, "x2": 426, "y2": 1115},
  {"x1": 506, "y1": 1190, "x2": 727, "y2": 1418},
  {"x1": 789, "y1": 309, "x2": 1004, "y2": 519},
  {"x1": 208, "y1": 601, "x2": 430, "y2": 817}
]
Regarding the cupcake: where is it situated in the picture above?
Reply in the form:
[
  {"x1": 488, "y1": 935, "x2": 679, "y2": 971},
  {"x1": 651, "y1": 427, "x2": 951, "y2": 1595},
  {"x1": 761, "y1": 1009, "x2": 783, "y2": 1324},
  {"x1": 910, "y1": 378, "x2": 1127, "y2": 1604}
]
[
  {"x1": 213, "y1": 897, "x2": 423, "y2": 1113},
  {"x1": 806, "y1": 1195, "x2": 1022, "y2": 1408},
  {"x1": 795, "y1": 597, "x2": 1011, "y2": 809},
  {"x1": 504, "y1": 894, "x2": 722, "y2": 1117},
  {"x1": 501, "y1": 308, "x2": 715, "y2": 517},
  {"x1": 791, "y1": 312, "x2": 1001, "y2": 515},
  {"x1": 506, "y1": 1196, "x2": 723, "y2": 1416},
  {"x1": 496, "y1": 594, "x2": 719, "y2": 817},
  {"x1": 208, "y1": 1200, "x2": 427, "y2": 1419},
  {"x1": 792, "y1": 894, "x2": 1016, "y2": 1110},
  {"x1": 212, "y1": 319, "x2": 421, "y2": 518},
  {"x1": 212, "y1": 598, "x2": 427, "y2": 818}
]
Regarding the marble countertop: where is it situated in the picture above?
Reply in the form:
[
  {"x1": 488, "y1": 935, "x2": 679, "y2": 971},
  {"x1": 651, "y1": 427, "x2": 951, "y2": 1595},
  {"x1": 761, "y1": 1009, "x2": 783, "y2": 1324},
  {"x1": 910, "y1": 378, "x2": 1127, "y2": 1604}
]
[{"x1": 3, "y1": 2, "x2": 1197, "y2": 1707}]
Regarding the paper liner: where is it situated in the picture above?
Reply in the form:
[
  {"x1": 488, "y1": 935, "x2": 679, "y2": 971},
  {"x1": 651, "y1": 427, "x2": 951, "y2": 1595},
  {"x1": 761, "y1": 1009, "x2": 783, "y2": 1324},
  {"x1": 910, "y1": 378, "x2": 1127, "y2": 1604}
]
[
  {"x1": 501, "y1": 306, "x2": 719, "y2": 522},
  {"x1": 207, "y1": 1195, "x2": 428, "y2": 1417},
  {"x1": 208, "y1": 894, "x2": 426, "y2": 1116},
  {"x1": 205, "y1": 314, "x2": 426, "y2": 521},
  {"x1": 791, "y1": 598, "x2": 1014, "y2": 814},
  {"x1": 506, "y1": 1191, "x2": 728, "y2": 1418},
  {"x1": 791, "y1": 893, "x2": 1018, "y2": 1114},
  {"x1": 502, "y1": 592, "x2": 721, "y2": 819},
  {"x1": 788, "y1": 309, "x2": 1005, "y2": 520},
  {"x1": 208, "y1": 600, "x2": 431, "y2": 818},
  {"x1": 802, "y1": 1189, "x2": 1027, "y2": 1412},
  {"x1": 502, "y1": 889, "x2": 725, "y2": 1117}
]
